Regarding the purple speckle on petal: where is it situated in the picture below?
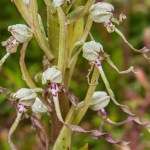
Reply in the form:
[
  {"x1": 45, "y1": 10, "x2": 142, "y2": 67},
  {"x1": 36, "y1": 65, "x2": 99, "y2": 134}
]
[
  {"x1": 52, "y1": 93, "x2": 57, "y2": 97},
  {"x1": 95, "y1": 60, "x2": 101, "y2": 67},
  {"x1": 108, "y1": 21, "x2": 112, "y2": 25}
]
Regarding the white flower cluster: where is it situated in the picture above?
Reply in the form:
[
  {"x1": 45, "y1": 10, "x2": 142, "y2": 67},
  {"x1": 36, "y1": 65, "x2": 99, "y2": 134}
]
[{"x1": 13, "y1": 88, "x2": 48, "y2": 114}]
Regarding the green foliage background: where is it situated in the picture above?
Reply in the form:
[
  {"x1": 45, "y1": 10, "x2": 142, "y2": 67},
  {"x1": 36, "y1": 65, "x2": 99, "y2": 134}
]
[{"x1": 0, "y1": 0, "x2": 150, "y2": 150}]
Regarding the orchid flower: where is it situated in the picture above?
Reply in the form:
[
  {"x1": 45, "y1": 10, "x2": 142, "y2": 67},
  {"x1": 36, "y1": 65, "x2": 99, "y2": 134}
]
[
  {"x1": 8, "y1": 88, "x2": 37, "y2": 150},
  {"x1": 42, "y1": 66, "x2": 64, "y2": 122},
  {"x1": 0, "y1": 24, "x2": 33, "y2": 70},
  {"x1": 90, "y1": 91, "x2": 110, "y2": 111},
  {"x1": 89, "y1": 2, "x2": 150, "y2": 59},
  {"x1": 82, "y1": 41, "x2": 135, "y2": 116}
]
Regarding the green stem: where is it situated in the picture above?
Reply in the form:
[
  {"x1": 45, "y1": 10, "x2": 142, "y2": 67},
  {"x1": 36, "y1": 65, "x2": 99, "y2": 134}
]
[
  {"x1": 8, "y1": 112, "x2": 23, "y2": 139},
  {"x1": 8, "y1": 111, "x2": 23, "y2": 150},
  {"x1": 0, "y1": 52, "x2": 10, "y2": 71},
  {"x1": 80, "y1": 16, "x2": 93, "y2": 42},
  {"x1": 67, "y1": 0, "x2": 95, "y2": 24},
  {"x1": 57, "y1": 6, "x2": 70, "y2": 130},
  {"x1": 73, "y1": 66, "x2": 99, "y2": 124},
  {"x1": 57, "y1": 7, "x2": 68, "y2": 76},
  {"x1": 53, "y1": 67, "x2": 99, "y2": 149},
  {"x1": 47, "y1": 4, "x2": 59, "y2": 64},
  {"x1": 67, "y1": 0, "x2": 75, "y2": 13},
  {"x1": 30, "y1": 0, "x2": 54, "y2": 60},
  {"x1": 52, "y1": 106, "x2": 75, "y2": 150},
  {"x1": 65, "y1": 16, "x2": 93, "y2": 87},
  {"x1": 44, "y1": 0, "x2": 56, "y2": 14},
  {"x1": 19, "y1": 43, "x2": 36, "y2": 88},
  {"x1": 12, "y1": 0, "x2": 31, "y2": 25},
  {"x1": 96, "y1": 63, "x2": 121, "y2": 106}
]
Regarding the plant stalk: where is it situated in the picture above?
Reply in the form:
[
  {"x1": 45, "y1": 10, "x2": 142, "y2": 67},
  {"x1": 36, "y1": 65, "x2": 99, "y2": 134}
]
[
  {"x1": 57, "y1": 7, "x2": 68, "y2": 76},
  {"x1": 67, "y1": 0, "x2": 95, "y2": 24},
  {"x1": 30, "y1": 0, "x2": 54, "y2": 60},
  {"x1": 19, "y1": 42, "x2": 36, "y2": 88}
]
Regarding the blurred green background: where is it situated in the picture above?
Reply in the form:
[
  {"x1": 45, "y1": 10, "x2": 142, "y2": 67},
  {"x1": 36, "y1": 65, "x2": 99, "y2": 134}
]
[{"x1": 0, "y1": 0, "x2": 150, "y2": 150}]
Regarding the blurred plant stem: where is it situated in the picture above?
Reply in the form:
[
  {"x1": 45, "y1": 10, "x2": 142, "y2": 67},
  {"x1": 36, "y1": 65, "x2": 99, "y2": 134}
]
[
  {"x1": 29, "y1": 0, "x2": 54, "y2": 60},
  {"x1": 19, "y1": 42, "x2": 36, "y2": 88}
]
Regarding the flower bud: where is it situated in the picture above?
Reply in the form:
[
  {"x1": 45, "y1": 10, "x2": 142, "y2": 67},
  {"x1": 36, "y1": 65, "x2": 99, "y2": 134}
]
[
  {"x1": 13, "y1": 88, "x2": 37, "y2": 107},
  {"x1": 42, "y1": 66, "x2": 62, "y2": 84},
  {"x1": 90, "y1": 91, "x2": 110, "y2": 111},
  {"x1": 82, "y1": 41, "x2": 103, "y2": 61},
  {"x1": 52, "y1": 0, "x2": 64, "y2": 7},
  {"x1": 32, "y1": 97, "x2": 48, "y2": 114},
  {"x1": 1, "y1": 36, "x2": 19, "y2": 53},
  {"x1": 8, "y1": 24, "x2": 33, "y2": 43},
  {"x1": 89, "y1": 2, "x2": 114, "y2": 23}
]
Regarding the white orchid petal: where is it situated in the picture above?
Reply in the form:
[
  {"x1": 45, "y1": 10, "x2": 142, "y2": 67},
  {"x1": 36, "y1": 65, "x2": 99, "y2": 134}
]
[
  {"x1": 89, "y1": 2, "x2": 114, "y2": 23},
  {"x1": 8, "y1": 24, "x2": 33, "y2": 43},
  {"x1": 32, "y1": 97, "x2": 48, "y2": 114},
  {"x1": 90, "y1": 91, "x2": 110, "y2": 111},
  {"x1": 42, "y1": 66, "x2": 62, "y2": 84},
  {"x1": 82, "y1": 41, "x2": 103, "y2": 61}
]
